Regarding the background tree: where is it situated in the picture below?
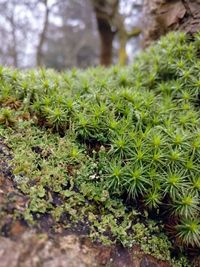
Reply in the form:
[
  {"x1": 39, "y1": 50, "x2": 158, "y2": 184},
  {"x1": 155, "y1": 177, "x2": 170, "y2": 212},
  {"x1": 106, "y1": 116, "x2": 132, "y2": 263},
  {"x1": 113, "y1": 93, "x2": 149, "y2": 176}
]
[
  {"x1": 36, "y1": 0, "x2": 50, "y2": 66},
  {"x1": 0, "y1": 0, "x2": 143, "y2": 69},
  {"x1": 42, "y1": 0, "x2": 100, "y2": 70},
  {"x1": 92, "y1": 0, "x2": 142, "y2": 66},
  {"x1": 91, "y1": 0, "x2": 117, "y2": 66},
  {"x1": 0, "y1": 0, "x2": 34, "y2": 67}
]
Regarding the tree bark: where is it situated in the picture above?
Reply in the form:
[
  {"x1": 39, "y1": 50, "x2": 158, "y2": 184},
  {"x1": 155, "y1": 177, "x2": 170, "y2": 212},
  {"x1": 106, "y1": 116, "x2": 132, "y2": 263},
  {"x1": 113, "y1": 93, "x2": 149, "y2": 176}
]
[
  {"x1": 36, "y1": 0, "x2": 49, "y2": 67},
  {"x1": 143, "y1": 0, "x2": 200, "y2": 46}
]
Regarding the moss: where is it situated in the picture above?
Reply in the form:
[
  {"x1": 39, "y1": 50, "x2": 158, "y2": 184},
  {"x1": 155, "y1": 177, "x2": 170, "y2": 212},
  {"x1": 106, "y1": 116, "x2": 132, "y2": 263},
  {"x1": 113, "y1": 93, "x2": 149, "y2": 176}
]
[{"x1": 0, "y1": 32, "x2": 200, "y2": 265}]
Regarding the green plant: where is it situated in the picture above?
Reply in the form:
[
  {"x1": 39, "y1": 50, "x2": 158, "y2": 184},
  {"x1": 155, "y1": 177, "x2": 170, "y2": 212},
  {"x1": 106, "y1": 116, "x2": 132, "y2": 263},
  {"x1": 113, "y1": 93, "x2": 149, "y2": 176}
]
[
  {"x1": 124, "y1": 165, "x2": 150, "y2": 198},
  {"x1": 0, "y1": 108, "x2": 16, "y2": 127},
  {"x1": 162, "y1": 170, "x2": 186, "y2": 199},
  {"x1": 172, "y1": 193, "x2": 199, "y2": 218},
  {"x1": 0, "y1": 31, "x2": 200, "y2": 265},
  {"x1": 176, "y1": 218, "x2": 200, "y2": 247},
  {"x1": 144, "y1": 189, "x2": 162, "y2": 210}
]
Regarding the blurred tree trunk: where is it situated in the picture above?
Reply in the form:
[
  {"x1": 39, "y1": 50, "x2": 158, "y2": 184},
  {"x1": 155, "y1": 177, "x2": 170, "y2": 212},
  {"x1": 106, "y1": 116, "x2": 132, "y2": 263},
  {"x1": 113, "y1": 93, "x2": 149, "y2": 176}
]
[
  {"x1": 10, "y1": 15, "x2": 18, "y2": 68},
  {"x1": 143, "y1": 0, "x2": 200, "y2": 46},
  {"x1": 92, "y1": 0, "x2": 141, "y2": 66},
  {"x1": 92, "y1": 0, "x2": 118, "y2": 66},
  {"x1": 115, "y1": 14, "x2": 141, "y2": 65},
  {"x1": 36, "y1": 0, "x2": 49, "y2": 66},
  {"x1": 96, "y1": 17, "x2": 115, "y2": 66}
]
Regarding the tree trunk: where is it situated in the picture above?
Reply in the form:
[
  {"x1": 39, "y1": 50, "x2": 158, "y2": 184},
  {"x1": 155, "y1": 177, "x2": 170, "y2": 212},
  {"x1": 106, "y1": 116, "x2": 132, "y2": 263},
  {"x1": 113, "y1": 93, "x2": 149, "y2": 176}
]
[
  {"x1": 36, "y1": 0, "x2": 49, "y2": 67},
  {"x1": 9, "y1": 15, "x2": 18, "y2": 68},
  {"x1": 11, "y1": 25, "x2": 18, "y2": 68},
  {"x1": 115, "y1": 14, "x2": 128, "y2": 66},
  {"x1": 115, "y1": 15, "x2": 141, "y2": 66},
  {"x1": 92, "y1": 0, "x2": 141, "y2": 66},
  {"x1": 143, "y1": 0, "x2": 200, "y2": 46},
  {"x1": 92, "y1": 0, "x2": 118, "y2": 66},
  {"x1": 96, "y1": 17, "x2": 115, "y2": 66},
  {"x1": 118, "y1": 35, "x2": 128, "y2": 66}
]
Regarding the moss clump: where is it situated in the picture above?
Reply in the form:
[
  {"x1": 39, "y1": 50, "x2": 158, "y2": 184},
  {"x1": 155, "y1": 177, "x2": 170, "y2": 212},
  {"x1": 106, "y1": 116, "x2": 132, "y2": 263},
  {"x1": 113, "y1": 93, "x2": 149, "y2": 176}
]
[{"x1": 0, "y1": 32, "x2": 200, "y2": 265}]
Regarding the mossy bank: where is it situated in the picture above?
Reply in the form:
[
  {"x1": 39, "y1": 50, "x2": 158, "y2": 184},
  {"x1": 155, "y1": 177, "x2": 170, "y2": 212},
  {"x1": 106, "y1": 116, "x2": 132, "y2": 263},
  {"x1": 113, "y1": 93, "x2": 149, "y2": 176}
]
[{"x1": 0, "y1": 32, "x2": 200, "y2": 266}]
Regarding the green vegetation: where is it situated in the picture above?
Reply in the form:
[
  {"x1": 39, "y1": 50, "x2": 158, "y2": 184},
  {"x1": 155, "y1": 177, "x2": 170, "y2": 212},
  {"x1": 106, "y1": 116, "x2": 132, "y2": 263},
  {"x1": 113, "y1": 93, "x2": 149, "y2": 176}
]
[{"x1": 0, "y1": 32, "x2": 200, "y2": 265}]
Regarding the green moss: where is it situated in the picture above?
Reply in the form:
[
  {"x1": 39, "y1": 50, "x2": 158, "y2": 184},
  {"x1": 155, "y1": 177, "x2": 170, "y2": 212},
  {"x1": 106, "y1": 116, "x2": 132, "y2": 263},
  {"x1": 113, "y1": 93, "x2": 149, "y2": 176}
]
[{"x1": 0, "y1": 32, "x2": 200, "y2": 265}]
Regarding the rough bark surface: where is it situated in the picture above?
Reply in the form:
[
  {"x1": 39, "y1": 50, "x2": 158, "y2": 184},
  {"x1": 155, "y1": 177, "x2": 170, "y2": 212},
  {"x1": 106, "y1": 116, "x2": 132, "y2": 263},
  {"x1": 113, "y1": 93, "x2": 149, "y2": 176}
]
[{"x1": 143, "y1": 0, "x2": 200, "y2": 46}]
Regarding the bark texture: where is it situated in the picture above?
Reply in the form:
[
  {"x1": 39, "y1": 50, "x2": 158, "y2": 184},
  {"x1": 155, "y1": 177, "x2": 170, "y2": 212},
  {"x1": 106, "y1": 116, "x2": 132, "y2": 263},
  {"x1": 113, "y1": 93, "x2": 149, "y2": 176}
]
[{"x1": 143, "y1": 0, "x2": 200, "y2": 46}]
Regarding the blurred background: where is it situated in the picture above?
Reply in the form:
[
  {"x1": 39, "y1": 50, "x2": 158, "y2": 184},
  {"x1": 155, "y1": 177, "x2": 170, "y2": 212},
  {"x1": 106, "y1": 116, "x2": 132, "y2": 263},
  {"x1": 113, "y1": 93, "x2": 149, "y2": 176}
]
[
  {"x1": 0, "y1": 0, "x2": 198, "y2": 70},
  {"x1": 0, "y1": 0, "x2": 143, "y2": 70}
]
